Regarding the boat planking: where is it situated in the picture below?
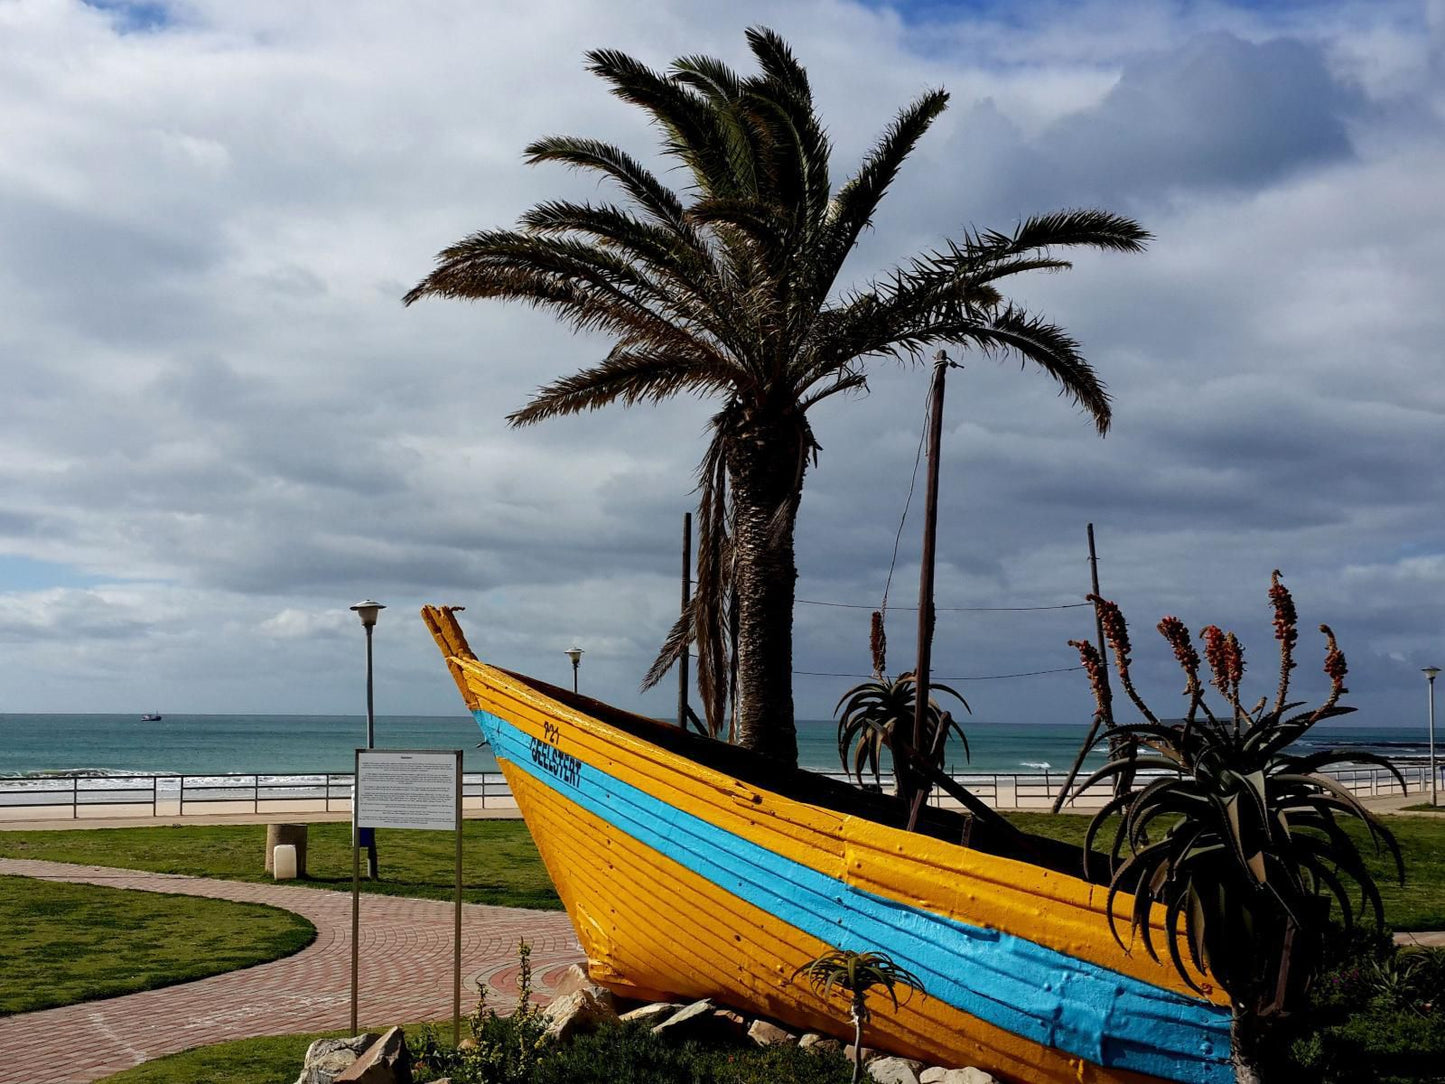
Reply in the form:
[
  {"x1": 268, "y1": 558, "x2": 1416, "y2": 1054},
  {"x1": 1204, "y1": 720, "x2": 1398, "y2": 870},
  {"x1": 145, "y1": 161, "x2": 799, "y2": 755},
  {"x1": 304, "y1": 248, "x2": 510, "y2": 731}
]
[{"x1": 423, "y1": 605, "x2": 1232, "y2": 1084}]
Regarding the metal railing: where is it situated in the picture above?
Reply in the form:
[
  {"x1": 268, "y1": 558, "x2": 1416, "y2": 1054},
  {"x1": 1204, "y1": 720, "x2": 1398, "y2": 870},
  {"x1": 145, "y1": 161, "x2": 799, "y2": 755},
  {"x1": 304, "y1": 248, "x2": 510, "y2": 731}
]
[
  {"x1": 0, "y1": 771, "x2": 516, "y2": 820},
  {"x1": 0, "y1": 763, "x2": 1439, "y2": 820}
]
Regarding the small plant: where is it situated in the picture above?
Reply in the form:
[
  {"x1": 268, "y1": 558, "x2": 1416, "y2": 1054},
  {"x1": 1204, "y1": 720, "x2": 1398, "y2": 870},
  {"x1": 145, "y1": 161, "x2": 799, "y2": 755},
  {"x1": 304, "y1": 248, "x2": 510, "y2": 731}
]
[
  {"x1": 791, "y1": 949, "x2": 923, "y2": 1084},
  {"x1": 1066, "y1": 572, "x2": 1405, "y2": 1084},
  {"x1": 835, "y1": 611, "x2": 969, "y2": 796},
  {"x1": 410, "y1": 938, "x2": 550, "y2": 1084}
]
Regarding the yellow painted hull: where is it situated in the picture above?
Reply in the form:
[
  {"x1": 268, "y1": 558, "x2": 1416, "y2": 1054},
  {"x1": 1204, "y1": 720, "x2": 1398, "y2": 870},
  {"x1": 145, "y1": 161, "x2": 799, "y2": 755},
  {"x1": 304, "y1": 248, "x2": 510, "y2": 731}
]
[{"x1": 423, "y1": 607, "x2": 1232, "y2": 1084}]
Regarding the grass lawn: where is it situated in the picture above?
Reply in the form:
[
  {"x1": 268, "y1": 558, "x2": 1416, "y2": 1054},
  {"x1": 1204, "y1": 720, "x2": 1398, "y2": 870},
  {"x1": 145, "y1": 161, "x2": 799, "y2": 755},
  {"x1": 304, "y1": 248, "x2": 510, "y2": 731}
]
[
  {"x1": 0, "y1": 820, "x2": 561, "y2": 910},
  {"x1": 96, "y1": 1026, "x2": 375, "y2": 1084},
  {"x1": 0, "y1": 875, "x2": 314, "y2": 1015}
]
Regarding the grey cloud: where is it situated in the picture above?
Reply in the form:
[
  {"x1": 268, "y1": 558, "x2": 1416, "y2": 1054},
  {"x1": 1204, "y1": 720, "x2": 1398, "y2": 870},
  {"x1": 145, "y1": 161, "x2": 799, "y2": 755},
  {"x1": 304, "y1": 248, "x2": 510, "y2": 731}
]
[{"x1": 1045, "y1": 33, "x2": 1358, "y2": 195}]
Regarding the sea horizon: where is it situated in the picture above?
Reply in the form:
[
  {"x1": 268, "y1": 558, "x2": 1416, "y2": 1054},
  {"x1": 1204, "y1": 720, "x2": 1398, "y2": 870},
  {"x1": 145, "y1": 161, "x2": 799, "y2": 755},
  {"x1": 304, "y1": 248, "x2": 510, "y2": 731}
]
[{"x1": 0, "y1": 712, "x2": 1433, "y2": 780}]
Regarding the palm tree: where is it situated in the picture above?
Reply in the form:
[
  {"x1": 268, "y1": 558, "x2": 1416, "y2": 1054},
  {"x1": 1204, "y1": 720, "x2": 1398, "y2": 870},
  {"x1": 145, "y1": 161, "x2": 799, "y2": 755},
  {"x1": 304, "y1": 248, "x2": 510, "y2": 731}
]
[
  {"x1": 791, "y1": 949, "x2": 923, "y2": 1084},
  {"x1": 1065, "y1": 574, "x2": 1405, "y2": 1084},
  {"x1": 405, "y1": 27, "x2": 1149, "y2": 766}
]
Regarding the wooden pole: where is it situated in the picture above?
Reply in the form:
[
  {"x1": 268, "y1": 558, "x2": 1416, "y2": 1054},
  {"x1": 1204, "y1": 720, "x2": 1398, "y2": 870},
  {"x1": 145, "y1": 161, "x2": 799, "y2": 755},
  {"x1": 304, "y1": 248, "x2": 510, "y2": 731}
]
[
  {"x1": 453, "y1": 751, "x2": 463, "y2": 1046},
  {"x1": 350, "y1": 750, "x2": 361, "y2": 1033},
  {"x1": 1052, "y1": 523, "x2": 1115, "y2": 812},
  {"x1": 679, "y1": 512, "x2": 691, "y2": 729},
  {"x1": 909, "y1": 351, "x2": 950, "y2": 816}
]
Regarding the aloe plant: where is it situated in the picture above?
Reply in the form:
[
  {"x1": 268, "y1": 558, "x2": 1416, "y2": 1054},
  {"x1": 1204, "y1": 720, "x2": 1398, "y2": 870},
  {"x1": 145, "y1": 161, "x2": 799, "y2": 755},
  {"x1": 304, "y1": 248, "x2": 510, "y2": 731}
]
[
  {"x1": 835, "y1": 672, "x2": 969, "y2": 792},
  {"x1": 835, "y1": 610, "x2": 969, "y2": 798},
  {"x1": 1066, "y1": 572, "x2": 1405, "y2": 1084},
  {"x1": 791, "y1": 949, "x2": 923, "y2": 1083}
]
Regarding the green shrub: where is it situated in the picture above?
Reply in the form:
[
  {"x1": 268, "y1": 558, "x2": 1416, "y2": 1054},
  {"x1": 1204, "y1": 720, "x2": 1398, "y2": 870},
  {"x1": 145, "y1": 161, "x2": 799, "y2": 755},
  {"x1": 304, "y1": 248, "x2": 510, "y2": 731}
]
[
  {"x1": 1277, "y1": 933, "x2": 1445, "y2": 1082},
  {"x1": 530, "y1": 1024, "x2": 854, "y2": 1084}
]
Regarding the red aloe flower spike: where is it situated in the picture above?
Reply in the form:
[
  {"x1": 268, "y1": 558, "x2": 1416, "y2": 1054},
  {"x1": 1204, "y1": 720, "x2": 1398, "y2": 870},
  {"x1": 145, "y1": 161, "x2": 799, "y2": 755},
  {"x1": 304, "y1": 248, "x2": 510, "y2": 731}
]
[
  {"x1": 1222, "y1": 631, "x2": 1246, "y2": 731},
  {"x1": 869, "y1": 610, "x2": 887, "y2": 680},
  {"x1": 1091, "y1": 594, "x2": 1132, "y2": 676},
  {"x1": 1070, "y1": 638, "x2": 1114, "y2": 727},
  {"x1": 1088, "y1": 594, "x2": 1159, "y2": 725},
  {"x1": 1202, "y1": 624, "x2": 1231, "y2": 700},
  {"x1": 1320, "y1": 623, "x2": 1348, "y2": 704},
  {"x1": 1158, "y1": 615, "x2": 1205, "y2": 724},
  {"x1": 1269, "y1": 570, "x2": 1298, "y2": 716},
  {"x1": 1158, "y1": 616, "x2": 1201, "y2": 693}
]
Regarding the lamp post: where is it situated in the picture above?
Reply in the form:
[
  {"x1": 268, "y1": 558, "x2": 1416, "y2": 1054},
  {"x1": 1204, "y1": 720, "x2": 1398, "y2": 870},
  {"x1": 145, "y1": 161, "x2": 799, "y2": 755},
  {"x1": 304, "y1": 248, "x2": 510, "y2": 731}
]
[
  {"x1": 1425, "y1": 667, "x2": 1440, "y2": 807},
  {"x1": 565, "y1": 646, "x2": 583, "y2": 694},
  {"x1": 350, "y1": 600, "x2": 385, "y2": 878}
]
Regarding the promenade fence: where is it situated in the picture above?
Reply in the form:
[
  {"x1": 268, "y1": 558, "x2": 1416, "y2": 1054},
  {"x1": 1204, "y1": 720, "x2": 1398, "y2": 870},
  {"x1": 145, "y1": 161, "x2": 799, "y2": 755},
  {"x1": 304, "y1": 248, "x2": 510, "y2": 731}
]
[{"x1": 1, "y1": 763, "x2": 1439, "y2": 822}]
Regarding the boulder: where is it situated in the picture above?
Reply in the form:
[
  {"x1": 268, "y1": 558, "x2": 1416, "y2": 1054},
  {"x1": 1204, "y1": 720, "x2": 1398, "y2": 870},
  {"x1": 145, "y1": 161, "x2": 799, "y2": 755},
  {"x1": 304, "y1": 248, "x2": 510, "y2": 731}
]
[
  {"x1": 543, "y1": 987, "x2": 619, "y2": 1042},
  {"x1": 867, "y1": 1057, "x2": 924, "y2": 1084},
  {"x1": 747, "y1": 1019, "x2": 797, "y2": 1046},
  {"x1": 800, "y1": 1033, "x2": 844, "y2": 1055},
  {"x1": 335, "y1": 1026, "x2": 411, "y2": 1083},
  {"x1": 920, "y1": 1068, "x2": 947, "y2": 1083},
  {"x1": 650, "y1": 998, "x2": 715, "y2": 1038},
  {"x1": 941, "y1": 1070, "x2": 997, "y2": 1084},
  {"x1": 549, "y1": 963, "x2": 619, "y2": 1011},
  {"x1": 293, "y1": 1033, "x2": 375, "y2": 1084},
  {"x1": 710, "y1": 1008, "x2": 747, "y2": 1039},
  {"x1": 620, "y1": 1002, "x2": 683, "y2": 1026},
  {"x1": 846, "y1": 1043, "x2": 882, "y2": 1064}
]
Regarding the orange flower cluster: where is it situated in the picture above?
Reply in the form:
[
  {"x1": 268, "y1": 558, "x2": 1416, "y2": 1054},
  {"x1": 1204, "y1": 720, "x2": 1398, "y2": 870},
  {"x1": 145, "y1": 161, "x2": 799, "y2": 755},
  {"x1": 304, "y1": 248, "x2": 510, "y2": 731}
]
[
  {"x1": 1069, "y1": 637, "x2": 1113, "y2": 722},
  {"x1": 1321, "y1": 623, "x2": 1349, "y2": 699},
  {"x1": 1089, "y1": 593, "x2": 1132, "y2": 678},
  {"x1": 1201, "y1": 625, "x2": 1245, "y2": 705}
]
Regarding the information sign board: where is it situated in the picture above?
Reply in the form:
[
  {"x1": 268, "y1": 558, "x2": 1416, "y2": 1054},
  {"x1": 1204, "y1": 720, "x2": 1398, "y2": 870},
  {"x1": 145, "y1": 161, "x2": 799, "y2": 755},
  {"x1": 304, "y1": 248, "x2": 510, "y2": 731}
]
[{"x1": 355, "y1": 750, "x2": 459, "y2": 831}]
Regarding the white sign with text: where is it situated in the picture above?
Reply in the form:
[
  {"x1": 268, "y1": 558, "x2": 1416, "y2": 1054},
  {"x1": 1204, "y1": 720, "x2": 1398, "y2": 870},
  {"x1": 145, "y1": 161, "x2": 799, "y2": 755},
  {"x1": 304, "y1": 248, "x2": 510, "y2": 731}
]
[{"x1": 355, "y1": 750, "x2": 459, "y2": 831}]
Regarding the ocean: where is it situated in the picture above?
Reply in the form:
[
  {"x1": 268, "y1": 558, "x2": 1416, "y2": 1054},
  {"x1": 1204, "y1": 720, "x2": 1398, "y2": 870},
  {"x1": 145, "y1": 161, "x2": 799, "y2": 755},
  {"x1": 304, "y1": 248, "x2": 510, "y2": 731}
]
[{"x1": 0, "y1": 713, "x2": 1433, "y2": 779}]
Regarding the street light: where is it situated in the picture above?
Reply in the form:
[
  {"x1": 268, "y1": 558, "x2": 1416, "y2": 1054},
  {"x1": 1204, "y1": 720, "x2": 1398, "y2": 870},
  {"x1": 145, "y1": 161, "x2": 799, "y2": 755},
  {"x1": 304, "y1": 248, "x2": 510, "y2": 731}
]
[
  {"x1": 350, "y1": 600, "x2": 385, "y2": 878},
  {"x1": 1425, "y1": 666, "x2": 1440, "y2": 807},
  {"x1": 565, "y1": 646, "x2": 583, "y2": 694}
]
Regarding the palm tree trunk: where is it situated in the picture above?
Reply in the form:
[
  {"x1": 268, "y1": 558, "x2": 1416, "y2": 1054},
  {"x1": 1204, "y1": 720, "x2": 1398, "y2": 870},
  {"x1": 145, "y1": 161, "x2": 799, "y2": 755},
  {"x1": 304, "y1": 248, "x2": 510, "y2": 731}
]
[{"x1": 726, "y1": 416, "x2": 802, "y2": 766}]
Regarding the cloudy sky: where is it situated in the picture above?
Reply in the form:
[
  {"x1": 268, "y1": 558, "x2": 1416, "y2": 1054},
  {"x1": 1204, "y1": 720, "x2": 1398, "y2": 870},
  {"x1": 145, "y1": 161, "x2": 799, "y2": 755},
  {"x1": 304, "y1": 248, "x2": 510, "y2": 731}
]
[{"x1": 2, "y1": 0, "x2": 1443, "y2": 735}]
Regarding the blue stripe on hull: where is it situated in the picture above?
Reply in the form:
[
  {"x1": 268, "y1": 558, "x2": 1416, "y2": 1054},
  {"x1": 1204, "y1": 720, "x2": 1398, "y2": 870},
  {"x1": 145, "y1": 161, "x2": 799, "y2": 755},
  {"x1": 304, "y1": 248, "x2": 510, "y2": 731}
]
[{"x1": 478, "y1": 709, "x2": 1232, "y2": 1083}]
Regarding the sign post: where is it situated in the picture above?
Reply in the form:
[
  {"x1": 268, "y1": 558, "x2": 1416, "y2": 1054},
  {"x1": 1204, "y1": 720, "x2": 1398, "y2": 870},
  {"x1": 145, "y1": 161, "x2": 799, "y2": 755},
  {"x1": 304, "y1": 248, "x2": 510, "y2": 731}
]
[{"x1": 351, "y1": 749, "x2": 464, "y2": 1042}]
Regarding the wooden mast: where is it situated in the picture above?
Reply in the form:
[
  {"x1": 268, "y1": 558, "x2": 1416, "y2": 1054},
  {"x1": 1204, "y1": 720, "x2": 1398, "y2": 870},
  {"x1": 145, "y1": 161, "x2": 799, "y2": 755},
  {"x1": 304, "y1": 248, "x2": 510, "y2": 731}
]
[{"x1": 907, "y1": 350, "x2": 950, "y2": 822}]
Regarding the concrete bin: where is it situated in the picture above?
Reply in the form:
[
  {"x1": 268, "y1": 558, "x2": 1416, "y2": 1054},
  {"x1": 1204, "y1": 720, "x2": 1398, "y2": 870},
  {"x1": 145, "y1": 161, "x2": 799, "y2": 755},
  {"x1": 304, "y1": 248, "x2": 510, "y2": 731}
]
[{"x1": 265, "y1": 823, "x2": 308, "y2": 877}]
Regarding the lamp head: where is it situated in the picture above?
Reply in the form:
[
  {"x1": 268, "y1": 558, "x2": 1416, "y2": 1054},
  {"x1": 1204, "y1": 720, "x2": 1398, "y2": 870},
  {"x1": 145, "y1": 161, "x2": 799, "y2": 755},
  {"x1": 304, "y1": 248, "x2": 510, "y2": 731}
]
[
  {"x1": 350, "y1": 600, "x2": 385, "y2": 628},
  {"x1": 565, "y1": 646, "x2": 584, "y2": 668},
  {"x1": 1426, "y1": 667, "x2": 1442, "y2": 681}
]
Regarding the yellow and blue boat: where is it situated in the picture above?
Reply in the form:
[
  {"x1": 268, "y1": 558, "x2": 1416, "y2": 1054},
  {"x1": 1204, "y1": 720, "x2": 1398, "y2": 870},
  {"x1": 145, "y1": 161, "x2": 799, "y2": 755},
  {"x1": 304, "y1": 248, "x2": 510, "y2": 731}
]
[{"x1": 423, "y1": 606, "x2": 1232, "y2": 1083}]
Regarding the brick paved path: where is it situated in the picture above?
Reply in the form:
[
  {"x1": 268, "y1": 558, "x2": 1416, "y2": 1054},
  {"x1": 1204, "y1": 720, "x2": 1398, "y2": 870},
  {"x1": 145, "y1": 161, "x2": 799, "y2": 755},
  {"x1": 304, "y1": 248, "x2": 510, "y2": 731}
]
[{"x1": 0, "y1": 859, "x2": 583, "y2": 1084}]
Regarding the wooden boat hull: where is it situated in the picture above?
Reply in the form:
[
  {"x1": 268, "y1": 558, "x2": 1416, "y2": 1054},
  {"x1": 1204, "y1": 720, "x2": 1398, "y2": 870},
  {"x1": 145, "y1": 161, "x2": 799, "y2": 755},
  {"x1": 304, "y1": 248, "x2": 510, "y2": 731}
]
[{"x1": 424, "y1": 608, "x2": 1232, "y2": 1084}]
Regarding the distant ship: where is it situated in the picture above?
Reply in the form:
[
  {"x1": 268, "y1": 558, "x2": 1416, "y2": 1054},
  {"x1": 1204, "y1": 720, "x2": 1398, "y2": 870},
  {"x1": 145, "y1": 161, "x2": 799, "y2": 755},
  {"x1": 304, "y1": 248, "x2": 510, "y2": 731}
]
[{"x1": 140, "y1": 712, "x2": 163, "y2": 721}]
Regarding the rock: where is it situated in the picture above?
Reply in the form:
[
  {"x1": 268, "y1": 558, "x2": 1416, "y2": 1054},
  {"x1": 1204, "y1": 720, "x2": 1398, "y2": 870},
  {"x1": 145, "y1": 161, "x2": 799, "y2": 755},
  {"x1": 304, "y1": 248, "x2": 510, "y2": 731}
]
[
  {"x1": 845, "y1": 1043, "x2": 883, "y2": 1064},
  {"x1": 800, "y1": 1034, "x2": 844, "y2": 1055},
  {"x1": 941, "y1": 1070, "x2": 997, "y2": 1084},
  {"x1": 549, "y1": 963, "x2": 619, "y2": 1011},
  {"x1": 920, "y1": 1068, "x2": 947, "y2": 1083},
  {"x1": 650, "y1": 998, "x2": 715, "y2": 1038},
  {"x1": 620, "y1": 1002, "x2": 683, "y2": 1026},
  {"x1": 293, "y1": 1033, "x2": 376, "y2": 1084},
  {"x1": 747, "y1": 1019, "x2": 796, "y2": 1046},
  {"x1": 867, "y1": 1057, "x2": 924, "y2": 1084},
  {"x1": 711, "y1": 1008, "x2": 747, "y2": 1039},
  {"x1": 335, "y1": 1026, "x2": 412, "y2": 1083},
  {"x1": 543, "y1": 987, "x2": 619, "y2": 1042}
]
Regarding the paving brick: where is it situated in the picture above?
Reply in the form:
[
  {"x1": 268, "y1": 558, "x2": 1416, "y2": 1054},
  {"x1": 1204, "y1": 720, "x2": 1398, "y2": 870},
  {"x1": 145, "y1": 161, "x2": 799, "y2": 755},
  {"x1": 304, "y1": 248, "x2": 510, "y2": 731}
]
[{"x1": 0, "y1": 859, "x2": 582, "y2": 1084}]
